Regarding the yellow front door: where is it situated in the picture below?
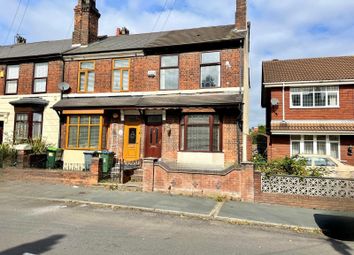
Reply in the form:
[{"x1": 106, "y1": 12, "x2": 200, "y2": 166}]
[{"x1": 123, "y1": 119, "x2": 141, "y2": 161}]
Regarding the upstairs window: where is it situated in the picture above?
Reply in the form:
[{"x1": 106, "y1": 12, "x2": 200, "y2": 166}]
[
  {"x1": 201, "y1": 52, "x2": 220, "y2": 88},
  {"x1": 290, "y1": 86, "x2": 339, "y2": 108},
  {"x1": 112, "y1": 59, "x2": 130, "y2": 91},
  {"x1": 160, "y1": 55, "x2": 179, "y2": 90},
  {"x1": 79, "y1": 61, "x2": 95, "y2": 92},
  {"x1": 5, "y1": 65, "x2": 19, "y2": 94},
  {"x1": 33, "y1": 63, "x2": 48, "y2": 93}
]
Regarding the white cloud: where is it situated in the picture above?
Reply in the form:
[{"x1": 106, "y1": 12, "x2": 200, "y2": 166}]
[{"x1": 1, "y1": 0, "x2": 354, "y2": 127}]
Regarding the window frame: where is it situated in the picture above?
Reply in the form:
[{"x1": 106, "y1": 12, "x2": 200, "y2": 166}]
[
  {"x1": 179, "y1": 114, "x2": 223, "y2": 153},
  {"x1": 65, "y1": 115, "x2": 104, "y2": 150},
  {"x1": 13, "y1": 111, "x2": 43, "y2": 143},
  {"x1": 290, "y1": 86, "x2": 339, "y2": 109},
  {"x1": 160, "y1": 54, "x2": 179, "y2": 91},
  {"x1": 33, "y1": 62, "x2": 49, "y2": 94},
  {"x1": 5, "y1": 65, "x2": 20, "y2": 95},
  {"x1": 290, "y1": 135, "x2": 340, "y2": 159},
  {"x1": 200, "y1": 51, "x2": 221, "y2": 89},
  {"x1": 112, "y1": 58, "x2": 130, "y2": 92},
  {"x1": 78, "y1": 61, "x2": 95, "y2": 93}
]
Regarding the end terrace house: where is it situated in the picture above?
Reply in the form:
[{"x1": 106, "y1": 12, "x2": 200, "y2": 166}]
[
  {"x1": 262, "y1": 56, "x2": 354, "y2": 165},
  {"x1": 0, "y1": 38, "x2": 73, "y2": 145},
  {"x1": 52, "y1": 0, "x2": 251, "y2": 170}
]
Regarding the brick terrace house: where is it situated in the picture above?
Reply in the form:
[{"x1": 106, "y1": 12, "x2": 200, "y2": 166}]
[
  {"x1": 51, "y1": 0, "x2": 251, "y2": 170},
  {"x1": 262, "y1": 56, "x2": 354, "y2": 165},
  {"x1": 0, "y1": 38, "x2": 73, "y2": 146}
]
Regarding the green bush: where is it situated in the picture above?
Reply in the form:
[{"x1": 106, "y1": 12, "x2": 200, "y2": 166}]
[
  {"x1": 253, "y1": 155, "x2": 327, "y2": 177},
  {"x1": 27, "y1": 138, "x2": 52, "y2": 154},
  {"x1": 0, "y1": 143, "x2": 17, "y2": 167}
]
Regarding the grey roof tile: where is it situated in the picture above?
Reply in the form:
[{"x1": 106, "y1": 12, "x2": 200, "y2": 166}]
[{"x1": 0, "y1": 39, "x2": 73, "y2": 60}]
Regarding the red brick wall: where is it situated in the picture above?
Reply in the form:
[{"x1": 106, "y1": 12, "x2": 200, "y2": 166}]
[
  {"x1": 254, "y1": 172, "x2": 354, "y2": 212},
  {"x1": 269, "y1": 85, "x2": 354, "y2": 121},
  {"x1": 63, "y1": 48, "x2": 242, "y2": 93},
  {"x1": 340, "y1": 136, "x2": 354, "y2": 165},
  {"x1": 0, "y1": 60, "x2": 63, "y2": 95},
  {"x1": 143, "y1": 160, "x2": 255, "y2": 201},
  {"x1": 268, "y1": 135, "x2": 290, "y2": 160}
]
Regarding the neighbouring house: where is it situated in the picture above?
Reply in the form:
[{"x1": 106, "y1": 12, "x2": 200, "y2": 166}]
[
  {"x1": 262, "y1": 56, "x2": 354, "y2": 166},
  {"x1": 0, "y1": 37, "x2": 73, "y2": 146},
  {"x1": 51, "y1": 0, "x2": 251, "y2": 170}
]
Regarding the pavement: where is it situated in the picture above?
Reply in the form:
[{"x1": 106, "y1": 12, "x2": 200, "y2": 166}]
[{"x1": 0, "y1": 177, "x2": 353, "y2": 239}]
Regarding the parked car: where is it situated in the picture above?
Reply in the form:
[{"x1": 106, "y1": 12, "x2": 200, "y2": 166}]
[{"x1": 299, "y1": 155, "x2": 354, "y2": 179}]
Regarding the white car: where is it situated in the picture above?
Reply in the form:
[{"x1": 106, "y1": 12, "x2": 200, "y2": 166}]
[{"x1": 300, "y1": 155, "x2": 354, "y2": 179}]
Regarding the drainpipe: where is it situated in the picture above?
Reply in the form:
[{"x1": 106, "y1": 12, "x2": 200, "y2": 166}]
[
  {"x1": 282, "y1": 82, "x2": 286, "y2": 123},
  {"x1": 57, "y1": 59, "x2": 65, "y2": 148}
]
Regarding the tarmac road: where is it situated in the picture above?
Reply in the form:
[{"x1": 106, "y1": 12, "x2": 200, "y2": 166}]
[{"x1": 0, "y1": 195, "x2": 353, "y2": 255}]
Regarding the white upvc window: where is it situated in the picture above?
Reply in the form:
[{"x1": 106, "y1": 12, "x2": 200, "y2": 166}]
[
  {"x1": 34, "y1": 62, "x2": 48, "y2": 93},
  {"x1": 5, "y1": 65, "x2": 20, "y2": 94},
  {"x1": 290, "y1": 135, "x2": 340, "y2": 159},
  {"x1": 290, "y1": 86, "x2": 339, "y2": 108}
]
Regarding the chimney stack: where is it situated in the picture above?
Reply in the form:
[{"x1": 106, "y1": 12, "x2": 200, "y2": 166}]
[
  {"x1": 235, "y1": 0, "x2": 247, "y2": 30},
  {"x1": 116, "y1": 27, "x2": 130, "y2": 36},
  {"x1": 72, "y1": 0, "x2": 101, "y2": 46}
]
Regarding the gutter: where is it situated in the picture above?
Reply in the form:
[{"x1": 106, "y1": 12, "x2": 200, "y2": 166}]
[{"x1": 264, "y1": 79, "x2": 354, "y2": 88}]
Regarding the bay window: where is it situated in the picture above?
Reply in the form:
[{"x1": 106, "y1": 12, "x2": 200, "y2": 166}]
[
  {"x1": 14, "y1": 112, "x2": 43, "y2": 143},
  {"x1": 290, "y1": 86, "x2": 339, "y2": 108},
  {"x1": 290, "y1": 135, "x2": 340, "y2": 159},
  {"x1": 5, "y1": 65, "x2": 19, "y2": 94},
  {"x1": 66, "y1": 115, "x2": 106, "y2": 150},
  {"x1": 160, "y1": 55, "x2": 179, "y2": 90},
  {"x1": 201, "y1": 52, "x2": 220, "y2": 88},
  {"x1": 180, "y1": 114, "x2": 222, "y2": 152},
  {"x1": 33, "y1": 63, "x2": 48, "y2": 93}
]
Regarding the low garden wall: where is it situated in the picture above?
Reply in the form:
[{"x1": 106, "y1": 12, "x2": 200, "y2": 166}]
[
  {"x1": 142, "y1": 159, "x2": 255, "y2": 201},
  {"x1": 254, "y1": 172, "x2": 354, "y2": 212},
  {"x1": 0, "y1": 157, "x2": 103, "y2": 186}
]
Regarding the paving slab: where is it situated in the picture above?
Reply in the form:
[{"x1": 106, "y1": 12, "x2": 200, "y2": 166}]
[
  {"x1": 0, "y1": 181, "x2": 217, "y2": 216},
  {"x1": 219, "y1": 201, "x2": 354, "y2": 229}
]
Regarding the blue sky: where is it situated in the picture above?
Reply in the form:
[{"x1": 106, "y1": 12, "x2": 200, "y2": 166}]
[{"x1": 1, "y1": 0, "x2": 354, "y2": 127}]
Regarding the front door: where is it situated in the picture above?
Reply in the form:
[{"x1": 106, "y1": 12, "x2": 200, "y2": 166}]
[
  {"x1": 0, "y1": 121, "x2": 3, "y2": 144},
  {"x1": 145, "y1": 116, "x2": 162, "y2": 158},
  {"x1": 123, "y1": 117, "x2": 141, "y2": 161}
]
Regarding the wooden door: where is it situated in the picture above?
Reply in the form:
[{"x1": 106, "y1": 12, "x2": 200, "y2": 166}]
[
  {"x1": 145, "y1": 116, "x2": 162, "y2": 158},
  {"x1": 123, "y1": 117, "x2": 141, "y2": 161}
]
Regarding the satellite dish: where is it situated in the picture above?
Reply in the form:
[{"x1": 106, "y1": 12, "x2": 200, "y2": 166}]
[
  {"x1": 271, "y1": 98, "x2": 279, "y2": 106},
  {"x1": 58, "y1": 82, "x2": 70, "y2": 92}
]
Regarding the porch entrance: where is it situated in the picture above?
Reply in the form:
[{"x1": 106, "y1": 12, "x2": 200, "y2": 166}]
[
  {"x1": 0, "y1": 121, "x2": 3, "y2": 144},
  {"x1": 123, "y1": 116, "x2": 141, "y2": 161},
  {"x1": 144, "y1": 116, "x2": 162, "y2": 158}
]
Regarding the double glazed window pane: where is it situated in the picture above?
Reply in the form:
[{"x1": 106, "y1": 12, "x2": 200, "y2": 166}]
[
  {"x1": 330, "y1": 143, "x2": 339, "y2": 159},
  {"x1": 160, "y1": 56, "x2": 178, "y2": 90},
  {"x1": 6, "y1": 81, "x2": 17, "y2": 94},
  {"x1": 7, "y1": 65, "x2": 19, "y2": 79},
  {"x1": 202, "y1": 52, "x2": 220, "y2": 64},
  {"x1": 79, "y1": 72, "x2": 86, "y2": 91},
  {"x1": 114, "y1": 59, "x2": 129, "y2": 68},
  {"x1": 302, "y1": 91, "x2": 313, "y2": 107},
  {"x1": 80, "y1": 62, "x2": 94, "y2": 69},
  {"x1": 201, "y1": 66, "x2": 220, "y2": 88},
  {"x1": 87, "y1": 71, "x2": 95, "y2": 92},
  {"x1": 35, "y1": 63, "x2": 48, "y2": 77},
  {"x1": 160, "y1": 69, "x2": 179, "y2": 90},
  {"x1": 34, "y1": 79, "x2": 46, "y2": 93},
  {"x1": 291, "y1": 141, "x2": 300, "y2": 155},
  {"x1": 315, "y1": 92, "x2": 326, "y2": 106},
  {"x1": 291, "y1": 94, "x2": 301, "y2": 107},
  {"x1": 328, "y1": 93, "x2": 338, "y2": 106},
  {"x1": 187, "y1": 125, "x2": 210, "y2": 151},
  {"x1": 68, "y1": 126, "x2": 78, "y2": 147},
  {"x1": 161, "y1": 56, "x2": 178, "y2": 67},
  {"x1": 304, "y1": 141, "x2": 313, "y2": 154}
]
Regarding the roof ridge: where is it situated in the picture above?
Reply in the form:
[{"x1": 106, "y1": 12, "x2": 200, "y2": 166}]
[
  {"x1": 1, "y1": 38, "x2": 72, "y2": 48},
  {"x1": 263, "y1": 55, "x2": 354, "y2": 64}
]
